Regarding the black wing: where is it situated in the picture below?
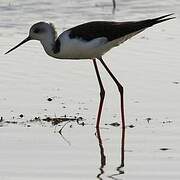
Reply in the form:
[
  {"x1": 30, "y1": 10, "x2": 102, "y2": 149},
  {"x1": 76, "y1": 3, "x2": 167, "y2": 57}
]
[{"x1": 68, "y1": 14, "x2": 175, "y2": 42}]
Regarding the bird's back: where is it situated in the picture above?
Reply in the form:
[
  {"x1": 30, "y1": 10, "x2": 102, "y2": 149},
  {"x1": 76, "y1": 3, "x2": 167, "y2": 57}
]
[{"x1": 68, "y1": 14, "x2": 174, "y2": 42}]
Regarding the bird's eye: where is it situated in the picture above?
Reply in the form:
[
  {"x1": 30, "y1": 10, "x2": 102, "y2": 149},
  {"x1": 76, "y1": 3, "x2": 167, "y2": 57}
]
[
  {"x1": 33, "y1": 28, "x2": 40, "y2": 33},
  {"x1": 33, "y1": 28, "x2": 41, "y2": 33}
]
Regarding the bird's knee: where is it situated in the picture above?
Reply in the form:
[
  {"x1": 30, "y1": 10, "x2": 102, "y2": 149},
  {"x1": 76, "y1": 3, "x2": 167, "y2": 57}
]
[
  {"x1": 118, "y1": 83, "x2": 124, "y2": 94},
  {"x1": 100, "y1": 88, "x2": 105, "y2": 98}
]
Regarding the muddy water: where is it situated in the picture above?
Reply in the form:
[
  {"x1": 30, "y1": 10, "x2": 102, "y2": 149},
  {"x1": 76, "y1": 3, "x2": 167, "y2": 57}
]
[{"x1": 0, "y1": 0, "x2": 180, "y2": 179}]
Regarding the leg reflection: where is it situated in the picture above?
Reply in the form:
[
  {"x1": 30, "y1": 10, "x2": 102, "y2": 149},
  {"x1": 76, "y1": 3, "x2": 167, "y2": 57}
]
[
  {"x1": 96, "y1": 128, "x2": 106, "y2": 179},
  {"x1": 108, "y1": 126, "x2": 125, "y2": 179},
  {"x1": 120, "y1": 125, "x2": 125, "y2": 168},
  {"x1": 96, "y1": 126, "x2": 125, "y2": 179}
]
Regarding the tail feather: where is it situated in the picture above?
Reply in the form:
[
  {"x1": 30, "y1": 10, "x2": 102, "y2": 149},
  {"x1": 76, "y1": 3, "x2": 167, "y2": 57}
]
[
  {"x1": 153, "y1": 13, "x2": 175, "y2": 21},
  {"x1": 146, "y1": 13, "x2": 175, "y2": 26},
  {"x1": 113, "y1": 13, "x2": 175, "y2": 45}
]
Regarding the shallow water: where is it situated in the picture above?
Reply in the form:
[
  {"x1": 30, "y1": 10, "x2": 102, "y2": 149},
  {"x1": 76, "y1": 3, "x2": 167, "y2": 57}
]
[{"x1": 0, "y1": 0, "x2": 180, "y2": 179}]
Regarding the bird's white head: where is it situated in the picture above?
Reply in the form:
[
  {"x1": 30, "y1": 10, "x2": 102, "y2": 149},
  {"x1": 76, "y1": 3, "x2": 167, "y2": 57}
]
[
  {"x1": 5, "y1": 22, "x2": 57, "y2": 54},
  {"x1": 29, "y1": 22, "x2": 57, "y2": 41}
]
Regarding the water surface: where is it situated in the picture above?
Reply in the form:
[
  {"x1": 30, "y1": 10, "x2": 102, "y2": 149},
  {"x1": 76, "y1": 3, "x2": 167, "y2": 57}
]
[{"x1": 0, "y1": 0, "x2": 180, "y2": 179}]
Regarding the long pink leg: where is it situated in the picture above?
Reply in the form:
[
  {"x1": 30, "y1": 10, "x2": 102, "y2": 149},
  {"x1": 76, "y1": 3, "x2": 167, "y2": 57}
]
[
  {"x1": 93, "y1": 59, "x2": 105, "y2": 128},
  {"x1": 98, "y1": 57, "x2": 125, "y2": 166}
]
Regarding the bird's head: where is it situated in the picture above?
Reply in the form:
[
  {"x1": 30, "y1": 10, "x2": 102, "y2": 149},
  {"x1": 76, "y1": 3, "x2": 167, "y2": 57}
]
[{"x1": 5, "y1": 22, "x2": 57, "y2": 54}]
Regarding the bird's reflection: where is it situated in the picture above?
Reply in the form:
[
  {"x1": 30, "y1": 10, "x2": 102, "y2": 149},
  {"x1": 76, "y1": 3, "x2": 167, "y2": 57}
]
[
  {"x1": 57, "y1": 120, "x2": 125, "y2": 179},
  {"x1": 96, "y1": 128, "x2": 106, "y2": 179},
  {"x1": 120, "y1": 125, "x2": 125, "y2": 168},
  {"x1": 95, "y1": 126, "x2": 125, "y2": 179}
]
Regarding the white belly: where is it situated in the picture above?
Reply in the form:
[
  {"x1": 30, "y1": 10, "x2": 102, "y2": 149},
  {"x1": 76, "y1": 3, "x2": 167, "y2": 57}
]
[
  {"x1": 54, "y1": 31, "x2": 109, "y2": 59},
  {"x1": 53, "y1": 30, "x2": 142, "y2": 60}
]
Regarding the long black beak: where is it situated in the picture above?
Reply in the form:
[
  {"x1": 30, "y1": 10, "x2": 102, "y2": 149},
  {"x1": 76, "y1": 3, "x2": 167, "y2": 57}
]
[{"x1": 5, "y1": 36, "x2": 31, "y2": 55}]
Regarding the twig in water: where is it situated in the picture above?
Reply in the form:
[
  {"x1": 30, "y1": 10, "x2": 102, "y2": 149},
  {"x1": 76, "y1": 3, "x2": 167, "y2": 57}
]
[{"x1": 59, "y1": 121, "x2": 71, "y2": 145}]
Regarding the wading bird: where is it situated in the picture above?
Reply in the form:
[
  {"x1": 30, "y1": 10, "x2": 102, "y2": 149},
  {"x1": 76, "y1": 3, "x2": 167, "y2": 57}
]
[{"x1": 5, "y1": 14, "x2": 175, "y2": 129}]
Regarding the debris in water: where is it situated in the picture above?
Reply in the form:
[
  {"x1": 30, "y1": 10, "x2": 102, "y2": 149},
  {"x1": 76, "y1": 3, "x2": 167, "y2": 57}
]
[
  {"x1": 128, "y1": 124, "x2": 135, "y2": 128},
  {"x1": 0, "y1": 117, "x2": 3, "y2": 122},
  {"x1": 42, "y1": 116, "x2": 84, "y2": 126},
  {"x1": 145, "y1": 117, "x2": 152, "y2": 123},
  {"x1": 160, "y1": 148, "x2": 170, "y2": 151},
  {"x1": 19, "y1": 114, "x2": 24, "y2": 118},
  {"x1": 172, "y1": 81, "x2": 179, "y2": 84},
  {"x1": 47, "y1": 97, "x2": 53, "y2": 101},
  {"x1": 109, "y1": 122, "x2": 120, "y2": 127}
]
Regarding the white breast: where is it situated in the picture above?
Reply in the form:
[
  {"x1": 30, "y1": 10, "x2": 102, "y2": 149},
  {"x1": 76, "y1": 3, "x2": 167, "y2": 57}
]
[{"x1": 55, "y1": 31, "x2": 108, "y2": 59}]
